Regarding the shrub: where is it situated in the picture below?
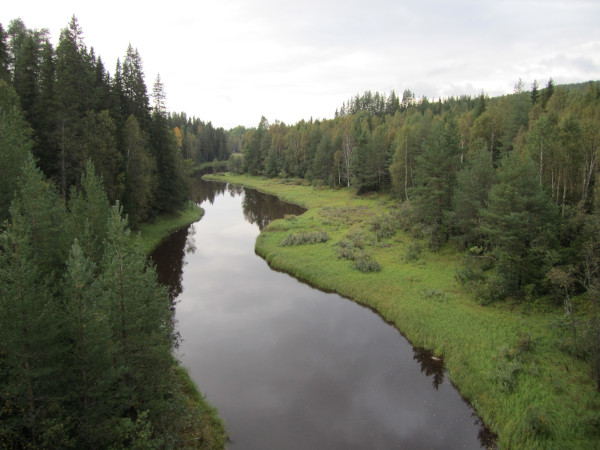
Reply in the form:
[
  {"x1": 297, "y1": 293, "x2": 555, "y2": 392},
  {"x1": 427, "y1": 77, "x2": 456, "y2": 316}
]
[
  {"x1": 369, "y1": 214, "x2": 397, "y2": 241},
  {"x1": 354, "y1": 257, "x2": 381, "y2": 273},
  {"x1": 335, "y1": 239, "x2": 357, "y2": 260},
  {"x1": 280, "y1": 231, "x2": 329, "y2": 246},
  {"x1": 405, "y1": 242, "x2": 423, "y2": 262}
]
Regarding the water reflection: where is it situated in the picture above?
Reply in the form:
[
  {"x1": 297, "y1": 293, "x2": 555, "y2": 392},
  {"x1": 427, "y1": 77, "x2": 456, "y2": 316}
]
[
  {"x1": 152, "y1": 178, "x2": 495, "y2": 449},
  {"x1": 242, "y1": 188, "x2": 305, "y2": 230},
  {"x1": 412, "y1": 347, "x2": 445, "y2": 390}
]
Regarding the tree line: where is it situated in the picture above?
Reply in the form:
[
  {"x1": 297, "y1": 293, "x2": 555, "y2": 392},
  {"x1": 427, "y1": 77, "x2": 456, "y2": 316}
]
[
  {"x1": 234, "y1": 79, "x2": 600, "y2": 387},
  {"x1": 0, "y1": 16, "x2": 221, "y2": 447},
  {"x1": 0, "y1": 16, "x2": 232, "y2": 228}
]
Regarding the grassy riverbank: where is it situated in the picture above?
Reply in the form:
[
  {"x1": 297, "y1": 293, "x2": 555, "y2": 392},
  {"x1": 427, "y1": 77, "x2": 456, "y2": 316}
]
[
  {"x1": 173, "y1": 366, "x2": 227, "y2": 448},
  {"x1": 205, "y1": 172, "x2": 600, "y2": 449},
  {"x1": 137, "y1": 201, "x2": 205, "y2": 253},
  {"x1": 137, "y1": 203, "x2": 227, "y2": 447}
]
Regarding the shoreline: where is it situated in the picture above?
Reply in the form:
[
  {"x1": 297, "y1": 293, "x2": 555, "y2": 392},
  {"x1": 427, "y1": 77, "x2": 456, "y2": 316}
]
[
  {"x1": 204, "y1": 172, "x2": 600, "y2": 449},
  {"x1": 136, "y1": 201, "x2": 205, "y2": 253},
  {"x1": 137, "y1": 202, "x2": 227, "y2": 447}
]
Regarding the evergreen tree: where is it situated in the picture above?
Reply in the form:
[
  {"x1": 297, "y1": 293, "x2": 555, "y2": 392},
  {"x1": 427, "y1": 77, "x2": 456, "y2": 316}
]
[
  {"x1": 67, "y1": 161, "x2": 111, "y2": 265},
  {"x1": 0, "y1": 23, "x2": 10, "y2": 82},
  {"x1": 123, "y1": 114, "x2": 154, "y2": 225},
  {"x1": 452, "y1": 146, "x2": 496, "y2": 247},
  {"x1": 531, "y1": 79, "x2": 540, "y2": 105},
  {"x1": 122, "y1": 44, "x2": 150, "y2": 130},
  {"x1": 411, "y1": 114, "x2": 461, "y2": 249},
  {"x1": 150, "y1": 97, "x2": 187, "y2": 213},
  {"x1": 0, "y1": 157, "x2": 69, "y2": 447},
  {"x1": 81, "y1": 110, "x2": 123, "y2": 203},
  {"x1": 99, "y1": 205, "x2": 181, "y2": 443},
  {"x1": 541, "y1": 78, "x2": 554, "y2": 109},
  {"x1": 481, "y1": 151, "x2": 558, "y2": 296},
  {"x1": 60, "y1": 239, "x2": 119, "y2": 447},
  {"x1": 54, "y1": 16, "x2": 94, "y2": 195},
  {"x1": 0, "y1": 80, "x2": 34, "y2": 223}
]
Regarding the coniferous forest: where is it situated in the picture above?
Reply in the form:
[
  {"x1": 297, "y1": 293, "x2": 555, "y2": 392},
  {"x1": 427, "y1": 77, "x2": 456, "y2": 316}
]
[
  {"x1": 1, "y1": 12, "x2": 600, "y2": 449},
  {"x1": 0, "y1": 17, "x2": 225, "y2": 448},
  {"x1": 235, "y1": 83, "x2": 600, "y2": 349}
]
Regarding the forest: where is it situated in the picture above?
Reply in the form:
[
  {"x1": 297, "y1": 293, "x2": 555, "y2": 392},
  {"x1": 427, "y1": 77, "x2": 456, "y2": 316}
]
[
  {"x1": 0, "y1": 17, "x2": 225, "y2": 448},
  {"x1": 232, "y1": 80, "x2": 600, "y2": 389},
  {"x1": 1, "y1": 11, "x2": 600, "y2": 449}
]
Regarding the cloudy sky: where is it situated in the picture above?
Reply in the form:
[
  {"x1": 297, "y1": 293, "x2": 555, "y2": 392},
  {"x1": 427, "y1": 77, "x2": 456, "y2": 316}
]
[{"x1": 3, "y1": 1, "x2": 599, "y2": 129}]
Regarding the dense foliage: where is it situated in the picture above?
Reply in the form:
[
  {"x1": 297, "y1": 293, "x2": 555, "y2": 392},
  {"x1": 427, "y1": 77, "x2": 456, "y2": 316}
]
[
  {"x1": 0, "y1": 16, "x2": 230, "y2": 227},
  {"x1": 0, "y1": 17, "x2": 225, "y2": 448},
  {"x1": 234, "y1": 80, "x2": 600, "y2": 389}
]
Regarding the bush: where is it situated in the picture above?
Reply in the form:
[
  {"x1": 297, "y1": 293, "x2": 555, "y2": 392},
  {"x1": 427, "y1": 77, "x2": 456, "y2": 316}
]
[
  {"x1": 369, "y1": 214, "x2": 397, "y2": 241},
  {"x1": 335, "y1": 239, "x2": 358, "y2": 260},
  {"x1": 280, "y1": 231, "x2": 329, "y2": 246},
  {"x1": 347, "y1": 230, "x2": 372, "y2": 249},
  {"x1": 405, "y1": 242, "x2": 423, "y2": 262},
  {"x1": 354, "y1": 257, "x2": 381, "y2": 273}
]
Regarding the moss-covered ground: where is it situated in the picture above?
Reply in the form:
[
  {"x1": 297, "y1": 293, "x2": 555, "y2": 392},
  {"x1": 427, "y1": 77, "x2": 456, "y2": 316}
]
[{"x1": 204, "y1": 172, "x2": 600, "y2": 449}]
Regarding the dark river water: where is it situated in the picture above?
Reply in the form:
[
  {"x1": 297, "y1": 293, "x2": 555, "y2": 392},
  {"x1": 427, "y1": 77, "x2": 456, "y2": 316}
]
[{"x1": 151, "y1": 175, "x2": 494, "y2": 449}]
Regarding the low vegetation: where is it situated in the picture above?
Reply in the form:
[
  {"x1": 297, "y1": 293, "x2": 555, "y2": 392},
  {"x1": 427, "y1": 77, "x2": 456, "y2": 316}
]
[
  {"x1": 137, "y1": 201, "x2": 204, "y2": 253},
  {"x1": 205, "y1": 172, "x2": 600, "y2": 449}
]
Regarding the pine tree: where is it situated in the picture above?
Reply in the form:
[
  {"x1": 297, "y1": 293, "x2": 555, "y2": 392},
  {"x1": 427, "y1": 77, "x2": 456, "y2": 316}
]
[
  {"x1": 81, "y1": 110, "x2": 123, "y2": 203},
  {"x1": 531, "y1": 79, "x2": 540, "y2": 105},
  {"x1": 452, "y1": 146, "x2": 496, "y2": 247},
  {"x1": 122, "y1": 44, "x2": 150, "y2": 130},
  {"x1": 0, "y1": 24, "x2": 10, "y2": 82},
  {"x1": 150, "y1": 105, "x2": 187, "y2": 213},
  {"x1": 481, "y1": 151, "x2": 558, "y2": 296},
  {"x1": 99, "y1": 205, "x2": 181, "y2": 443},
  {"x1": 411, "y1": 114, "x2": 461, "y2": 249},
  {"x1": 0, "y1": 157, "x2": 69, "y2": 447},
  {"x1": 60, "y1": 239, "x2": 119, "y2": 447},
  {"x1": 123, "y1": 114, "x2": 154, "y2": 226},
  {"x1": 67, "y1": 161, "x2": 111, "y2": 265},
  {"x1": 54, "y1": 16, "x2": 94, "y2": 195},
  {"x1": 0, "y1": 80, "x2": 34, "y2": 222}
]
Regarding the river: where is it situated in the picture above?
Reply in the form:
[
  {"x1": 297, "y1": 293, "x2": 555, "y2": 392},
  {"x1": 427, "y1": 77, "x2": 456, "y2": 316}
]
[{"x1": 151, "y1": 175, "x2": 495, "y2": 449}]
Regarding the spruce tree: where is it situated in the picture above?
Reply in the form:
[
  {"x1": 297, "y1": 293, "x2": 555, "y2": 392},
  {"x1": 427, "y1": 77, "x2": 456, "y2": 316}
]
[
  {"x1": 0, "y1": 23, "x2": 10, "y2": 82},
  {"x1": 481, "y1": 151, "x2": 558, "y2": 296},
  {"x1": 0, "y1": 157, "x2": 69, "y2": 447},
  {"x1": 411, "y1": 114, "x2": 461, "y2": 249},
  {"x1": 0, "y1": 80, "x2": 34, "y2": 222}
]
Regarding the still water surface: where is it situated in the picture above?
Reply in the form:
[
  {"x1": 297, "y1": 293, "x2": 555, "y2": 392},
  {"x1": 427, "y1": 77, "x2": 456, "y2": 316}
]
[{"x1": 151, "y1": 176, "x2": 492, "y2": 449}]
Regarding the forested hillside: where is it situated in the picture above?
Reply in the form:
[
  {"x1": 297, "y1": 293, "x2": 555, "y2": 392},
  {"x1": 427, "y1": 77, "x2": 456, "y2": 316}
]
[
  {"x1": 234, "y1": 80, "x2": 600, "y2": 389},
  {"x1": 0, "y1": 16, "x2": 231, "y2": 227},
  {"x1": 0, "y1": 16, "x2": 225, "y2": 448}
]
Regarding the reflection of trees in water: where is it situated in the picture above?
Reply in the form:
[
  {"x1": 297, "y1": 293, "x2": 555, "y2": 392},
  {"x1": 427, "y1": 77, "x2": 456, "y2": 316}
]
[
  {"x1": 475, "y1": 416, "x2": 499, "y2": 449},
  {"x1": 412, "y1": 346, "x2": 498, "y2": 448},
  {"x1": 412, "y1": 346, "x2": 445, "y2": 390},
  {"x1": 188, "y1": 174, "x2": 228, "y2": 205},
  {"x1": 242, "y1": 188, "x2": 306, "y2": 230},
  {"x1": 228, "y1": 184, "x2": 243, "y2": 197},
  {"x1": 149, "y1": 226, "x2": 189, "y2": 301}
]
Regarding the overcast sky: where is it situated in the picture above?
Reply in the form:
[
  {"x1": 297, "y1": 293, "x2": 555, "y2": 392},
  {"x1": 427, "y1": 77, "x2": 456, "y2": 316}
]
[{"x1": 3, "y1": 1, "x2": 599, "y2": 129}]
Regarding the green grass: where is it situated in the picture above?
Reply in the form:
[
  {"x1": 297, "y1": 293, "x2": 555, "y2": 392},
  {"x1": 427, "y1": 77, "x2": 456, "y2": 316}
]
[
  {"x1": 204, "y1": 172, "x2": 600, "y2": 449},
  {"x1": 194, "y1": 160, "x2": 228, "y2": 172},
  {"x1": 136, "y1": 202, "x2": 204, "y2": 253},
  {"x1": 173, "y1": 365, "x2": 227, "y2": 448}
]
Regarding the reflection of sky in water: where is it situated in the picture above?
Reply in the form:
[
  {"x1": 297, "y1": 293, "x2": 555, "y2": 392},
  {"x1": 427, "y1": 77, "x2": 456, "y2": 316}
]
[{"x1": 169, "y1": 184, "x2": 485, "y2": 450}]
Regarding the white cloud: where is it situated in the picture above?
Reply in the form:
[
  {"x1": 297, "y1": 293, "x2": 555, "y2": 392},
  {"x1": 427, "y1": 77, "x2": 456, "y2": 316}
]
[{"x1": 2, "y1": 0, "x2": 599, "y2": 129}]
